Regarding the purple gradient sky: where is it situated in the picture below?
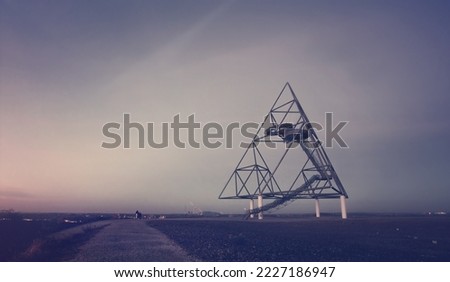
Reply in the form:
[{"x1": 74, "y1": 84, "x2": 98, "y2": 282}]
[{"x1": 1, "y1": 0, "x2": 449, "y2": 213}]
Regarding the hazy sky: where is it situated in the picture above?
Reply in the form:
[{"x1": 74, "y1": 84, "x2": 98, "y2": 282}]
[{"x1": 1, "y1": 0, "x2": 449, "y2": 214}]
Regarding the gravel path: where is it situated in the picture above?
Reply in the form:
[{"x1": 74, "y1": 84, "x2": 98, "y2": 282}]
[{"x1": 70, "y1": 220, "x2": 194, "y2": 261}]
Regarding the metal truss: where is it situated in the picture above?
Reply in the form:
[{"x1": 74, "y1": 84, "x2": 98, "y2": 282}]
[{"x1": 219, "y1": 82, "x2": 348, "y2": 217}]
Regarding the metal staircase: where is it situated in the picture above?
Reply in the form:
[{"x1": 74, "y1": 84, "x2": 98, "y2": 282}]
[{"x1": 243, "y1": 175, "x2": 321, "y2": 219}]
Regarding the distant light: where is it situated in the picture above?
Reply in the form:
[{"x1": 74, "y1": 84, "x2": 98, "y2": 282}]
[{"x1": 64, "y1": 219, "x2": 78, "y2": 224}]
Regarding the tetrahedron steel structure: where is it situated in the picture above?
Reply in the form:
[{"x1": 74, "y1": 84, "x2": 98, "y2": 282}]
[{"x1": 219, "y1": 82, "x2": 348, "y2": 219}]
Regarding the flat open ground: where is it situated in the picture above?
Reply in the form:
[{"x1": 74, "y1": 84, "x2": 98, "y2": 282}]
[
  {"x1": 2, "y1": 215, "x2": 449, "y2": 261},
  {"x1": 148, "y1": 215, "x2": 450, "y2": 262}
]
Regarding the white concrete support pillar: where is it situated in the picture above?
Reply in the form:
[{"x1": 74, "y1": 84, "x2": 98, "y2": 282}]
[
  {"x1": 315, "y1": 199, "x2": 321, "y2": 218},
  {"x1": 249, "y1": 199, "x2": 254, "y2": 219},
  {"x1": 340, "y1": 195, "x2": 347, "y2": 219},
  {"x1": 257, "y1": 194, "x2": 263, "y2": 220}
]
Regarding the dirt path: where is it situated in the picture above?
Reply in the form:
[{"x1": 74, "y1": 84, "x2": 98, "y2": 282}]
[{"x1": 70, "y1": 220, "x2": 195, "y2": 261}]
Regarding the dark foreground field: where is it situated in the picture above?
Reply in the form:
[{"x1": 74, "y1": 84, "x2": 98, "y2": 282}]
[
  {"x1": 1, "y1": 213, "x2": 449, "y2": 262},
  {"x1": 148, "y1": 215, "x2": 450, "y2": 262},
  {"x1": 0, "y1": 213, "x2": 111, "y2": 261}
]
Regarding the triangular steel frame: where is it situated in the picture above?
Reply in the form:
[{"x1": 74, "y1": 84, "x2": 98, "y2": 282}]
[{"x1": 219, "y1": 82, "x2": 348, "y2": 215}]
